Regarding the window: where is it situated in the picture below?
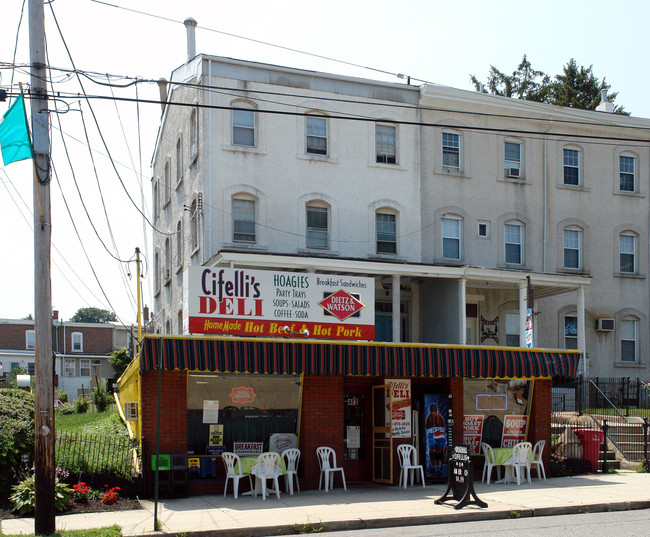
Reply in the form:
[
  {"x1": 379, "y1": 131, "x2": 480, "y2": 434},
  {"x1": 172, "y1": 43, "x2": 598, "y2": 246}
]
[
  {"x1": 620, "y1": 233, "x2": 636, "y2": 273},
  {"x1": 620, "y1": 317, "x2": 638, "y2": 362},
  {"x1": 504, "y1": 141, "x2": 521, "y2": 175},
  {"x1": 232, "y1": 198, "x2": 256, "y2": 242},
  {"x1": 27, "y1": 363, "x2": 35, "y2": 376},
  {"x1": 563, "y1": 148, "x2": 580, "y2": 185},
  {"x1": 64, "y1": 358, "x2": 75, "y2": 377},
  {"x1": 442, "y1": 132, "x2": 460, "y2": 170},
  {"x1": 164, "y1": 238, "x2": 171, "y2": 282},
  {"x1": 442, "y1": 217, "x2": 461, "y2": 259},
  {"x1": 306, "y1": 115, "x2": 327, "y2": 155},
  {"x1": 505, "y1": 313, "x2": 520, "y2": 347},
  {"x1": 232, "y1": 107, "x2": 255, "y2": 147},
  {"x1": 306, "y1": 205, "x2": 328, "y2": 249},
  {"x1": 71, "y1": 332, "x2": 83, "y2": 352},
  {"x1": 504, "y1": 223, "x2": 522, "y2": 264},
  {"x1": 564, "y1": 315, "x2": 578, "y2": 349},
  {"x1": 154, "y1": 251, "x2": 160, "y2": 293},
  {"x1": 26, "y1": 330, "x2": 35, "y2": 350},
  {"x1": 376, "y1": 212, "x2": 396, "y2": 254},
  {"x1": 376, "y1": 124, "x2": 396, "y2": 164},
  {"x1": 190, "y1": 199, "x2": 198, "y2": 252},
  {"x1": 79, "y1": 358, "x2": 90, "y2": 377},
  {"x1": 176, "y1": 220, "x2": 183, "y2": 268},
  {"x1": 478, "y1": 222, "x2": 490, "y2": 238},
  {"x1": 176, "y1": 137, "x2": 183, "y2": 186},
  {"x1": 178, "y1": 309, "x2": 184, "y2": 334},
  {"x1": 620, "y1": 155, "x2": 636, "y2": 192},
  {"x1": 189, "y1": 108, "x2": 198, "y2": 160},
  {"x1": 563, "y1": 228, "x2": 581, "y2": 269},
  {"x1": 153, "y1": 182, "x2": 159, "y2": 220},
  {"x1": 164, "y1": 160, "x2": 171, "y2": 205}
]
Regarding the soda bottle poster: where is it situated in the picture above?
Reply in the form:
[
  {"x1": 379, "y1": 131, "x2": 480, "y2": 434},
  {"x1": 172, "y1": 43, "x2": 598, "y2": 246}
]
[{"x1": 424, "y1": 394, "x2": 448, "y2": 478}]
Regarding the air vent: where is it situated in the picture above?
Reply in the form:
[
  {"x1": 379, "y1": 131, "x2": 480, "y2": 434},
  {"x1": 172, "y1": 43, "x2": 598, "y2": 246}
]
[{"x1": 595, "y1": 318, "x2": 615, "y2": 332}]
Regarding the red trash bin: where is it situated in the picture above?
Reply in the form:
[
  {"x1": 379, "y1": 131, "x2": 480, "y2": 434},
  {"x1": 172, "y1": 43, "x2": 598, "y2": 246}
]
[{"x1": 573, "y1": 428, "x2": 604, "y2": 471}]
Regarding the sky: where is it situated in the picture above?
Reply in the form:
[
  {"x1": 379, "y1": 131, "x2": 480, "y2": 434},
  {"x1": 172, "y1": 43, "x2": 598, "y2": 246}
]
[{"x1": 1, "y1": 0, "x2": 650, "y2": 327}]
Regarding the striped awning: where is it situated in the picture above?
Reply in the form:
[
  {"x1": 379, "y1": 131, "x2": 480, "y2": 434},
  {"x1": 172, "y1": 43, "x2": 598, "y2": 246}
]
[{"x1": 139, "y1": 335, "x2": 580, "y2": 379}]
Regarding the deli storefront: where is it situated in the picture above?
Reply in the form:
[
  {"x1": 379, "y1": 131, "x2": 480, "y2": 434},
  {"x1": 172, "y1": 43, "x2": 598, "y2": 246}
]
[{"x1": 121, "y1": 335, "x2": 580, "y2": 496}]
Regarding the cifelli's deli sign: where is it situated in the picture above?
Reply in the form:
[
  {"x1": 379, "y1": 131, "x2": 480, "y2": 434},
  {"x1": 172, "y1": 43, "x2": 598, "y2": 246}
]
[{"x1": 184, "y1": 267, "x2": 375, "y2": 340}]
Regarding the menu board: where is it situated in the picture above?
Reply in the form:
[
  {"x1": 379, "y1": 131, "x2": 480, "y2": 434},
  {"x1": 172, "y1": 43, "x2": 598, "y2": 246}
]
[{"x1": 462, "y1": 415, "x2": 484, "y2": 454}]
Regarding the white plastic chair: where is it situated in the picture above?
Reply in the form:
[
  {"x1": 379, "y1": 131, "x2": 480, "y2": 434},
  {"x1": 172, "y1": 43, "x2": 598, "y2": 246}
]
[
  {"x1": 253, "y1": 452, "x2": 283, "y2": 500},
  {"x1": 504, "y1": 442, "x2": 532, "y2": 485},
  {"x1": 316, "y1": 446, "x2": 346, "y2": 492},
  {"x1": 282, "y1": 448, "x2": 301, "y2": 495},
  {"x1": 221, "y1": 452, "x2": 252, "y2": 499},
  {"x1": 481, "y1": 442, "x2": 501, "y2": 484},
  {"x1": 397, "y1": 444, "x2": 425, "y2": 488},
  {"x1": 530, "y1": 440, "x2": 547, "y2": 481}
]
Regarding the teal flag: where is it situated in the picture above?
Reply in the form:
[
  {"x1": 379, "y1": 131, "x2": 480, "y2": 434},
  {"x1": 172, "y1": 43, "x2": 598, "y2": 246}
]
[{"x1": 0, "y1": 93, "x2": 34, "y2": 165}]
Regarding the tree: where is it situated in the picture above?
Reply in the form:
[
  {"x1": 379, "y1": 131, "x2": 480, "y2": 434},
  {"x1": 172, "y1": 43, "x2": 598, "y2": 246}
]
[
  {"x1": 471, "y1": 56, "x2": 627, "y2": 114},
  {"x1": 109, "y1": 347, "x2": 132, "y2": 379},
  {"x1": 70, "y1": 307, "x2": 117, "y2": 323}
]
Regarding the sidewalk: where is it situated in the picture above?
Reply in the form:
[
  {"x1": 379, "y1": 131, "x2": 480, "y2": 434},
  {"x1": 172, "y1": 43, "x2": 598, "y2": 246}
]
[{"x1": 3, "y1": 471, "x2": 650, "y2": 536}]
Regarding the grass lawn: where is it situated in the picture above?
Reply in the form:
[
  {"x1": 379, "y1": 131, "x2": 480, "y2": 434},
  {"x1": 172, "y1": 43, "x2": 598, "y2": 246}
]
[
  {"x1": 2, "y1": 526, "x2": 122, "y2": 537},
  {"x1": 56, "y1": 406, "x2": 129, "y2": 438}
]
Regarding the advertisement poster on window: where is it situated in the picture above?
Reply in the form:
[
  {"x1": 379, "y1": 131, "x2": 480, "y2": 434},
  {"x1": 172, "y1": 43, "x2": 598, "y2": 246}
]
[
  {"x1": 208, "y1": 424, "x2": 223, "y2": 446},
  {"x1": 184, "y1": 266, "x2": 375, "y2": 339},
  {"x1": 385, "y1": 379, "x2": 411, "y2": 438},
  {"x1": 501, "y1": 415, "x2": 528, "y2": 447},
  {"x1": 462, "y1": 415, "x2": 484, "y2": 454},
  {"x1": 202, "y1": 400, "x2": 219, "y2": 423},
  {"x1": 424, "y1": 394, "x2": 448, "y2": 478}
]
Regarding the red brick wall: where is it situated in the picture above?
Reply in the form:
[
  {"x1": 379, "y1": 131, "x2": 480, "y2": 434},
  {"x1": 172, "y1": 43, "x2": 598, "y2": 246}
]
[
  {"x1": 0, "y1": 322, "x2": 34, "y2": 350},
  {"x1": 299, "y1": 375, "x2": 344, "y2": 490},
  {"x1": 63, "y1": 325, "x2": 113, "y2": 354}
]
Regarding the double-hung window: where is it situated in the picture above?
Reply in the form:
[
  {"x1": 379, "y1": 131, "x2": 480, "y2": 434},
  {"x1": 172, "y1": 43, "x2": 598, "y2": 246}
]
[
  {"x1": 620, "y1": 155, "x2": 636, "y2": 192},
  {"x1": 306, "y1": 205, "x2": 328, "y2": 249},
  {"x1": 376, "y1": 124, "x2": 396, "y2": 164},
  {"x1": 620, "y1": 233, "x2": 636, "y2": 273},
  {"x1": 563, "y1": 228, "x2": 581, "y2": 269},
  {"x1": 620, "y1": 317, "x2": 638, "y2": 362},
  {"x1": 376, "y1": 212, "x2": 396, "y2": 254},
  {"x1": 442, "y1": 217, "x2": 461, "y2": 259},
  {"x1": 26, "y1": 330, "x2": 35, "y2": 350},
  {"x1": 71, "y1": 332, "x2": 83, "y2": 352},
  {"x1": 505, "y1": 313, "x2": 520, "y2": 347},
  {"x1": 563, "y1": 148, "x2": 580, "y2": 186},
  {"x1": 64, "y1": 358, "x2": 75, "y2": 377},
  {"x1": 232, "y1": 198, "x2": 256, "y2": 243},
  {"x1": 504, "y1": 141, "x2": 521, "y2": 176},
  {"x1": 232, "y1": 108, "x2": 255, "y2": 147},
  {"x1": 79, "y1": 359, "x2": 90, "y2": 377},
  {"x1": 564, "y1": 315, "x2": 578, "y2": 349},
  {"x1": 442, "y1": 132, "x2": 460, "y2": 170},
  {"x1": 504, "y1": 223, "x2": 522, "y2": 264},
  {"x1": 306, "y1": 116, "x2": 327, "y2": 155}
]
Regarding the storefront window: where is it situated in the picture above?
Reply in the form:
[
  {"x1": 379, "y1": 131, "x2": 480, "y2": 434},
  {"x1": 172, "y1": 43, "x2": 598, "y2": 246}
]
[
  {"x1": 186, "y1": 373, "x2": 302, "y2": 455},
  {"x1": 462, "y1": 378, "x2": 532, "y2": 454}
]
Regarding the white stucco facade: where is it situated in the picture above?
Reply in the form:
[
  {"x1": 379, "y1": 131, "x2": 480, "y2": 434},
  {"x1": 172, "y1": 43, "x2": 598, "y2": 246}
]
[{"x1": 151, "y1": 55, "x2": 650, "y2": 378}]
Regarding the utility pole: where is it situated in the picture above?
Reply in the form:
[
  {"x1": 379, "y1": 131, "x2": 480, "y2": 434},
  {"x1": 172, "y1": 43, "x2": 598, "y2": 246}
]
[
  {"x1": 136, "y1": 247, "x2": 142, "y2": 356},
  {"x1": 29, "y1": 0, "x2": 55, "y2": 534}
]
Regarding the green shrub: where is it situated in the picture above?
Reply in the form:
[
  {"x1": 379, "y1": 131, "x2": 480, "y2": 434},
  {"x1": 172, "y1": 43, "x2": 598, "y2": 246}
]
[
  {"x1": 92, "y1": 380, "x2": 113, "y2": 413},
  {"x1": 57, "y1": 404, "x2": 77, "y2": 415},
  {"x1": 57, "y1": 388, "x2": 69, "y2": 403},
  {"x1": 10, "y1": 473, "x2": 73, "y2": 514},
  {"x1": 0, "y1": 389, "x2": 35, "y2": 498},
  {"x1": 75, "y1": 396, "x2": 90, "y2": 414}
]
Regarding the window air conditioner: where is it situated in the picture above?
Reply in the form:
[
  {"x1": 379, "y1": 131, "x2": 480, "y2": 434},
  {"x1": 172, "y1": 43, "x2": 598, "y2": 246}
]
[
  {"x1": 595, "y1": 318, "x2": 615, "y2": 332},
  {"x1": 124, "y1": 402, "x2": 138, "y2": 421},
  {"x1": 507, "y1": 167, "x2": 520, "y2": 178}
]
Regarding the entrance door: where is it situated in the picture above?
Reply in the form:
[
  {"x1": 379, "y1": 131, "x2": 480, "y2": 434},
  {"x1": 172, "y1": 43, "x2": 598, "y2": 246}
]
[{"x1": 372, "y1": 384, "x2": 393, "y2": 483}]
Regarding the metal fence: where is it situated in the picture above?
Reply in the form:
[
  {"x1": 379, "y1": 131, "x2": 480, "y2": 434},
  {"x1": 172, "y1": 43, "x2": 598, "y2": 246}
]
[
  {"x1": 56, "y1": 431, "x2": 140, "y2": 478},
  {"x1": 552, "y1": 377, "x2": 650, "y2": 474}
]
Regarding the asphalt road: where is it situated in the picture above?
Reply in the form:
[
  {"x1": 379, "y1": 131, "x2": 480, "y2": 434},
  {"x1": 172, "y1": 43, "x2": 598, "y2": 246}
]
[{"x1": 313, "y1": 509, "x2": 650, "y2": 537}]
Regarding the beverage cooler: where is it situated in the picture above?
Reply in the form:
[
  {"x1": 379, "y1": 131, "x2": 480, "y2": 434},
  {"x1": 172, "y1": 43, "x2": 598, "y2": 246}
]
[{"x1": 423, "y1": 394, "x2": 449, "y2": 479}]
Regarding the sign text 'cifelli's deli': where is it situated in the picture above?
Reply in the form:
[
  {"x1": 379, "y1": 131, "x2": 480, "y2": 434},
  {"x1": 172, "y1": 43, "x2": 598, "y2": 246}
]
[{"x1": 184, "y1": 267, "x2": 375, "y2": 340}]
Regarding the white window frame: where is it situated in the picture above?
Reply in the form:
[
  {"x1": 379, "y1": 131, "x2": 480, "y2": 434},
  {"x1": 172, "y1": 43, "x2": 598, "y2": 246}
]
[
  {"x1": 176, "y1": 220, "x2": 183, "y2": 269},
  {"x1": 376, "y1": 124, "x2": 397, "y2": 164},
  {"x1": 477, "y1": 221, "x2": 490, "y2": 238},
  {"x1": 176, "y1": 136, "x2": 183, "y2": 187},
  {"x1": 442, "y1": 131, "x2": 460, "y2": 171},
  {"x1": 442, "y1": 216, "x2": 462, "y2": 260},
  {"x1": 232, "y1": 197, "x2": 257, "y2": 243},
  {"x1": 306, "y1": 115, "x2": 327, "y2": 156},
  {"x1": 64, "y1": 358, "x2": 75, "y2": 377},
  {"x1": 164, "y1": 237, "x2": 171, "y2": 283},
  {"x1": 189, "y1": 108, "x2": 199, "y2": 162},
  {"x1": 620, "y1": 154, "x2": 636, "y2": 192},
  {"x1": 71, "y1": 332, "x2": 83, "y2": 353},
  {"x1": 79, "y1": 358, "x2": 91, "y2": 377},
  {"x1": 232, "y1": 106, "x2": 256, "y2": 147},
  {"x1": 376, "y1": 211, "x2": 397, "y2": 254},
  {"x1": 619, "y1": 233, "x2": 636, "y2": 274},
  {"x1": 504, "y1": 140, "x2": 522, "y2": 176},
  {"x1": 504, "y1": 223, "x2": 523, "y2": 265},
  {"x1": 564, "y1": 315, "x2": 578, "y2": 350},
  {"x1": 306, "y1": 204, "x2": 329, "y2": 249},
  {"x1": 563, "y1": 147, "x2": 580, "y2": 186},
  {"x1": 505, "y1": 312, "x2": 520, "y2": 347},
  {"x1": 563, "y1": 228, "x2": 582, "y2": 269},
  {"x1": 620, "y1": 316, "x2": 638, "y2": 363},
  {"x1": 26, "y1": 330, "x2": 35, "y2": 350}
]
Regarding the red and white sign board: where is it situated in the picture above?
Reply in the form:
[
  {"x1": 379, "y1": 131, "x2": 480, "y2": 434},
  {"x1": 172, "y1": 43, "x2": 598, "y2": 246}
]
[
  {"x1": 501, "y1": 415, "x2": 528, "y2": 448},
  {"x1": 462, "y1": 415, "x2": 484, "y2": 454},
  {"x1": 184, "y1": 267, "x2": 375, "y2": 340}
]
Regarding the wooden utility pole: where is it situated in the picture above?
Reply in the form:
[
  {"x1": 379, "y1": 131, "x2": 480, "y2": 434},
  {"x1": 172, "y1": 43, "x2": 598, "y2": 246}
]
[{"x1": 29, "y1": 0, "x2": 55, "y2": 534}]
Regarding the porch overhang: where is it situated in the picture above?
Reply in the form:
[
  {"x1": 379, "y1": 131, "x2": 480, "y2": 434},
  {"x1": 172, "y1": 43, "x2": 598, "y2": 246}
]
[{"x1": 139, "y1": 335, "x2": 581, "y2": 379}]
